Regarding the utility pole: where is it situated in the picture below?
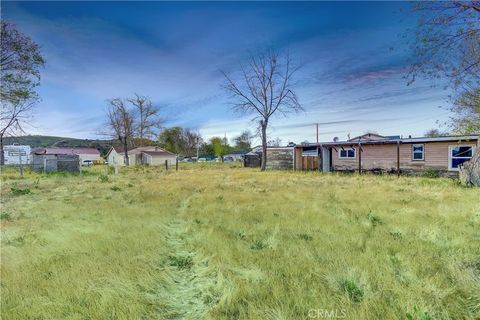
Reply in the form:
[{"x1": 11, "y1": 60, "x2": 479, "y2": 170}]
[{"x1": 316, "y1": 123, "x2": 319, "y2": 145}]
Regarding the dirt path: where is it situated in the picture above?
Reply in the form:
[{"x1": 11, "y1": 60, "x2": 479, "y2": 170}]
[{"x1": 159, "y1": 195, "x2": 219, "y2": 319}]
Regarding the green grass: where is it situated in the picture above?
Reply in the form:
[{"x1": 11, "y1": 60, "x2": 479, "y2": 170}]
[{"x1": 1, "y1": 165, "x2": 480, "y2": 319}]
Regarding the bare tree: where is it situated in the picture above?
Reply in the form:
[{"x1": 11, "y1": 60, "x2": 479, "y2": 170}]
[
  {"x1": 183, "y1": 129, "x2": 203, "y2": 158},
  {"x1": 0, "y1": 100, "x2": 35, "y2": 164},
  {"x1": 106, "y1": 98, "x2": 134, "y2": 166},
  {"x1": 127, "y1": 93, "x2": 163, "y2": 139},
  {"x1": 1, "y1": 21, "x2": 44, "y2": 165},
  {"x1": 223, "y1": 50, "x2": 302, "y2": 171},
  {"x1": 407, "y1": 2, "x2": 480, "y2": 133}
]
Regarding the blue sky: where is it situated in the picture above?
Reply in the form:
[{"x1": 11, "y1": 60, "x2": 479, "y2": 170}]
[{"x1": 3, "y1": 1, "x2": 451, "y2": 144}]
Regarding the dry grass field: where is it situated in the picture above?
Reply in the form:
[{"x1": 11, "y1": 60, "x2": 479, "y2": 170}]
[{"x1": 1, "y1": 164, "x2": 480, "y2": 320}]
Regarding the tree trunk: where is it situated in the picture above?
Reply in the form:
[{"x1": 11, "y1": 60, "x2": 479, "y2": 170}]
[
  {"x1": 0, "y1": 134, "x2": 4, "y2": 166},
  {"x1": 260, "y1": 119, "x2": 268, "y2": 171},
  {"x1": 459, "y1": 148, "x2": 480, "y2": 187},
  {"x1": 123, "y1": 138, "x2": 130, "y2": 166}
]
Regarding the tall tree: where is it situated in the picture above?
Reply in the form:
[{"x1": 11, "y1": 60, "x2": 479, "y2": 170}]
[
  {"x1": 158, "y1": 127, "x2": 185, "y2": 155},
  {"x1": 223, "y1": 50, "x2": 302, "y2": 170},
  {"x1": 210, "y1": 136, "x2": 227, "y2": 160},
  {"x1": 106, "y1": 98, "x2": 134, "y2": 166},
  {"x1": 407, "y1": 2, "x2": 480, "y2": 133},
  {"x1": 233, "y1": 130, "x2": 253, "y2": 150},
  {"x1": 127, "y1": 93, "x2": 163, "y2": 139},
  {"x1": 0, "y1": 21, "x2": 45, "y2": 165}
]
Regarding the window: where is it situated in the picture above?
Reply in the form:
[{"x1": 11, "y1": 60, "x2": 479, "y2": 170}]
[
  {"x1": 449, "y1": 146, "x2": 474, "y2": 170},
  {"x1": 412, "y1": 144, "x2": 424, "y2": 161},
  {"x1": 339, "y1": 148, "x2": 356, "y2": 159}
]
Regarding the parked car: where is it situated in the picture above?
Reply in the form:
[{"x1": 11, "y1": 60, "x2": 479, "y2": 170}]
[
  {"x1": 223, "y1": 156, "x2": 234, "y2": 162},
  {"x1": 82, "y1": 160, "x2": 93, "y2": 166},
  {"x1": 198, "y1": 158, "x2": 207, "y2": 162}
]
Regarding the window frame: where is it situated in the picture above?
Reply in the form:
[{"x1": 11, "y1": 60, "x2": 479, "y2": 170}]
[
  {"x1": 411, "y1": 143, "x2": 425, "y2": 161},
  {"x1": 338, "y1": 147, "x2": 356, "y2": 159},
  {"x1": 448, "y1": 145, "x2": 475, "y2": 171}
]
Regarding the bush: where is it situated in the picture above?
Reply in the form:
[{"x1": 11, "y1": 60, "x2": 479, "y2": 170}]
[{"x1": 422, "y1": 168, "x2": 440, "y2": 178}]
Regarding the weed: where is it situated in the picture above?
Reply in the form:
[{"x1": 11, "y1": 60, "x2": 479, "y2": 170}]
[
  {"x1": 236, "y1": 230, "x2": 246, "y2": 240},
  {"x1": 98, "y1": 174, "x2": 109, "y2": 183},
  {"x1": 169, "y1": 255, "x2": 193, "y2": 269},
  {"x1": 127, "y1": 183, "x2": 134, "y2": 187},
  {"x1": 0, "y1": 212, "x2": 12, "y2": 221},
  {"x1": 298, "y1": 233, "x2": 313, "y2": 241},
  {"x1": 339, "y1": 278, "x2": 364, "y2": 303},
  {"x1": 422, "y1": 168, "x2": 440, "y2": 179},
  {"x1": 194, "y1": 218, "x2": 201, "y2": 224},
  {"x1": 10, "y1": 184, "x2": 31, "y2": 196},
  {"x1": 367, "y1": 211, "x2": 382, "y2": 227},
  {"x1": 110, "y1": 186, "x2": 121, "y2": 191},
  {"x1": 406, "y1": 306, "x2": 432, "y2": 320},
  {"x1": 250, "y1": 239, "x2": 268, "y2": 250}
]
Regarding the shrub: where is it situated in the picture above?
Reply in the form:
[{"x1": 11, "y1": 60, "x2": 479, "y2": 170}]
[
  {"x1": 98, "y1": 174, "x2": 109, "y2": 183},
  {"x1": 339, "y1": 278, "x2": 364, "y2": 302},
  {"x1": 422, "y1": 168, "x2": 440, "y2": 178},
  {"x1": 11, "y1": 184, "x2": 31, "y2": 196},
  {"x1": 169, "y1": 255, "x2": 193, "y2": 269}
]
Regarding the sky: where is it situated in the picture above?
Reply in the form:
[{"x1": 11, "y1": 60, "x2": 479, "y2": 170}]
[{"x1": 3, "y1": 1, "x2": 452, "y2": 145}]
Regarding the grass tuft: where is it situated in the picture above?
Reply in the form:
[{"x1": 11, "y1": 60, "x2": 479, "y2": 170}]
[{"x1": 339, "y1": 278, "x2": 364, "y2": 303}]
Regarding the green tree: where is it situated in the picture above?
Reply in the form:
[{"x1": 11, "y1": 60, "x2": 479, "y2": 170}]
[{"x1": 158, "y1": 127, "x2": 184, "y2": 154}]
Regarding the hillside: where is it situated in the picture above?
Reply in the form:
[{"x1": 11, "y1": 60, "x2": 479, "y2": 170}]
[{"x1": 3, "y1": 135, "x2": 114, "y2": 155}]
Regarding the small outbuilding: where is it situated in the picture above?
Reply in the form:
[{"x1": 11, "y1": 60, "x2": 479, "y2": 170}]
[
  {"x1": 32, "y1": 151, "x2": 80, "y2": 173},
  {"x1": 106, "y1": 146, "x2": 177, "y2": 166}
]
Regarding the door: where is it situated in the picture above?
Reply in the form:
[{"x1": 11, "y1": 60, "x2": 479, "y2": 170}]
[{"x1": 322, "y1": 148, "x2": 331, "y2": 172}]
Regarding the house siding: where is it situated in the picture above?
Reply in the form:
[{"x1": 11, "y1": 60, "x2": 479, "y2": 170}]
[{"x1": 331, "y1": 141, "x2": 477, "y2": 175}]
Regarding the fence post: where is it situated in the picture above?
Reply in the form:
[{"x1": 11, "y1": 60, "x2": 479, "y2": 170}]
[
  {"x1": 79, "y1": 159, "x2": 82, "y2": 174},
  {"x1": 176, "y1": 158, "x2": 178, "y2": 171},
  {"x1": 165, "y1": 159, "x2": 168, "y2": 170},
  {"x1": 113, "y1": 159, "x2": 118, "y2": 174},
  {"x1": 43, "y1": 158, "x2": 47, "y2": 174},
  {"x1": 18, "y1": 153, "x2": 24, "y2": 178}
]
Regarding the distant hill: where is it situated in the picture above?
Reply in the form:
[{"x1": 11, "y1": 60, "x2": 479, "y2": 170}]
[
  {"x1": 3, "y1": 135, "x2": 159, "y2": 156},
  {"x1": 3, "y1": 135, "x2": 114, "y2": 156}
]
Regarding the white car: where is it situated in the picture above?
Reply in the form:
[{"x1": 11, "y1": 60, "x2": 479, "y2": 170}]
[
  {"x1": 197, "y1": 158, "x2": 207, "y2": 162},
  {"x1": 82, "y1": 160, "x2": 93, "y2": 166}
]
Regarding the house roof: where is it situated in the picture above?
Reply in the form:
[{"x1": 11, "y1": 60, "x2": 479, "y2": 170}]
[
  {"x1": 298, "y1": 134, "x2": 479, "y2": 147},
  {"x1": 34, "y1": 147, "x2": 100, "y2": 155},
  {"x1": 142, "y1": 150, "x2": 176, "y2": 157},
  {"x1": 108, "y1": 146, "x2": 175, "y2": 156},
  {"x1": 226, "y1": 150, "x2": 249, "y2": 155}
]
